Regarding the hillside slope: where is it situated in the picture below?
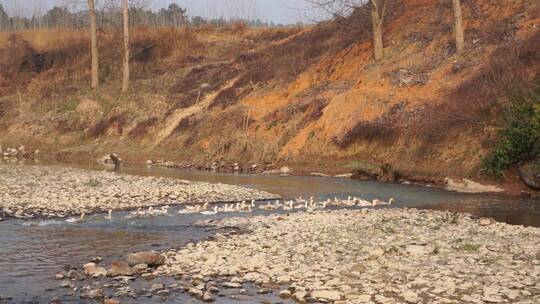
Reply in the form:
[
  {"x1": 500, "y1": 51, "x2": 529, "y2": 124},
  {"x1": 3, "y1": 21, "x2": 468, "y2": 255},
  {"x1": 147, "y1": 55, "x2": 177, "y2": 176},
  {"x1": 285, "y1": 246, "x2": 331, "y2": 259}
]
[{"x1": 0, "y1": 0, "x2": 538, "y2": 189}]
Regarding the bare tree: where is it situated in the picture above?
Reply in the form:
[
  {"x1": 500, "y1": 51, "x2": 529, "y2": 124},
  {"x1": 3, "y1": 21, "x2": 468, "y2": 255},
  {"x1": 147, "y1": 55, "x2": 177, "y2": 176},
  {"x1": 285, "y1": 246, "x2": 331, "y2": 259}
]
[
  {"x1": 88, "y1": 0, "x2": 99, "y2": 88},
  {"x1": 122, "y1": 0, "x2": 129, "y2": 92},
  {"x1": 306, "y1": 0, "x2": 387, "y2": 62},
  {"x1": 452, "y1": 0, "x2": 464, "y2": 54},
  {"x1": 370, "y1": 0, "x2": 386, "y2": 61}
]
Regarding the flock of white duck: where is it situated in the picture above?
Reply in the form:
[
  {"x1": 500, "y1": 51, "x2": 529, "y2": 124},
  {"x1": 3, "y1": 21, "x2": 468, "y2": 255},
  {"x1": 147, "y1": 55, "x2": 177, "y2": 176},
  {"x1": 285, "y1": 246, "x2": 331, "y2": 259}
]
[{"x1": 64, "y1": 196, "x2": 395, "y2": 223}]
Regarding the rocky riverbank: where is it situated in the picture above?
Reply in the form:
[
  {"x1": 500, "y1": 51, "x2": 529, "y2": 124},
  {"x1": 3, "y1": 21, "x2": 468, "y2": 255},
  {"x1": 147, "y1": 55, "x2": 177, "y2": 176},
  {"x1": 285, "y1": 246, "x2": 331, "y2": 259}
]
[
  {"x1": 0, "y1": 164, "x2": 278, "y2": 219},
  {"x1": 152, "y1": 208, "x2": 539, "y2": 303}
]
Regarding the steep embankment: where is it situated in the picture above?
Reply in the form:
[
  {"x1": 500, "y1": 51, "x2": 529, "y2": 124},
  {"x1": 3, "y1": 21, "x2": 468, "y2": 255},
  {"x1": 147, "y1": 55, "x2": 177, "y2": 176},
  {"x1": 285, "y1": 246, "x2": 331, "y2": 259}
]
[{"x1": 0, "y1": 0, "x2": 538, "y2": 190}]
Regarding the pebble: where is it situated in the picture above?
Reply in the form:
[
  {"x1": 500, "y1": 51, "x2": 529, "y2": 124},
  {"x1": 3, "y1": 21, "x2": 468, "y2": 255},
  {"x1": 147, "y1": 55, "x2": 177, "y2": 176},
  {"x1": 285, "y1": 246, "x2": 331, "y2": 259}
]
[
  {"x1": 279, "y1": 289, "x2": 291, "y2": 298},
  {"x1": 83, "y1": 263, "x2": 107, "y2": 278},
  {"x1": 49, "y1": 297, "x2": 62, "y2": 304},
  {"x1": 222, "y1": 282, "x2": 242, "y2": 288},
  {"x1": 311, "y1": 289, "x2": 342, "y2": 301},
  {"x1": 202, "y1": 292, "x2": 215, "y2": 302},
  {"x1": 80, "y1": 288, "x2": 104, "y2": 299}
]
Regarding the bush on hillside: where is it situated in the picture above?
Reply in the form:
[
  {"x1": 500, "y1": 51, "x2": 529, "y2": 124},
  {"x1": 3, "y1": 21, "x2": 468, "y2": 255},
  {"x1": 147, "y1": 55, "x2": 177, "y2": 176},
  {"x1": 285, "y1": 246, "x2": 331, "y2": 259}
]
[{"x1": 482, "y1": 85, "x2": 540, "y2": 177}]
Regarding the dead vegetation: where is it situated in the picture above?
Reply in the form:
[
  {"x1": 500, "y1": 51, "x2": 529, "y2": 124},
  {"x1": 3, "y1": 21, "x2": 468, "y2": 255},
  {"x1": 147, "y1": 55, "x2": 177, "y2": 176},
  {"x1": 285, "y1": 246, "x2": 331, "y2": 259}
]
[
  {"x1": 417, "y1": 30, "x2": 540, "y2": 143},
  {"x1": 128, "y1": 117, "x2": 158, "y2": 138}
]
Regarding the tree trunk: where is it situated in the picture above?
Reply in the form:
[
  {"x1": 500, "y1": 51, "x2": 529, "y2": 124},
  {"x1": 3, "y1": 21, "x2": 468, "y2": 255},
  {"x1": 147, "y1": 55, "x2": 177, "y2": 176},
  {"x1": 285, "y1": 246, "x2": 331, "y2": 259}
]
[
  {"x1": 122, "y1": 0, "x2": 130, "y2": 93},
  {"x1": 370, "y1": 0, "x2": 385, "y2": 62},
  {"x1": 452, "y1": 0, "x2": 465, "y2": 54},
  {"x1": 87, "y1": 0, "x2": 99, "y2": 88}
]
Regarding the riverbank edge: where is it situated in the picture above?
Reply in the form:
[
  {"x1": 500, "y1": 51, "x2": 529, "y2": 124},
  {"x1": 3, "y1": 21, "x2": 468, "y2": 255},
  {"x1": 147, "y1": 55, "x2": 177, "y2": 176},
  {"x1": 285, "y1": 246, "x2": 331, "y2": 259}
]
[{"x1": 49, "y1": 147, "x2": 540, "y2": 198}]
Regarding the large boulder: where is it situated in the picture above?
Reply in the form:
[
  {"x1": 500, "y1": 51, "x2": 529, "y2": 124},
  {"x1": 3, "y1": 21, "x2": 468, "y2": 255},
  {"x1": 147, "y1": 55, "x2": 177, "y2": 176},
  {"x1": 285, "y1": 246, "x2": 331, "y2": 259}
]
[{"x1": 125, "y1": 251, "x2": 166, "y2": 267}]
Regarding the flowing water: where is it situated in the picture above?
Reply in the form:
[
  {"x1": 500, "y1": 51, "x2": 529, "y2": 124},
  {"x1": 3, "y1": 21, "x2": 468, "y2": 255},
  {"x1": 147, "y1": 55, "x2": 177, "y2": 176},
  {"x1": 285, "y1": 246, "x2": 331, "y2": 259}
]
[{"x1": 0, "y1": 161, "x2": 539, "y2": 303}]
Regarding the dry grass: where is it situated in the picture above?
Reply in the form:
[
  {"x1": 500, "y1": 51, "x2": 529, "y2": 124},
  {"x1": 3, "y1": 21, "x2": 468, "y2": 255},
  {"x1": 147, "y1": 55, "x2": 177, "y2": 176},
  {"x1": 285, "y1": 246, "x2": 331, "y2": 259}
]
[
  {"x1": 417, "y1": 31, "x2": 540, "y2": 142},
  {"x1": 0, "y1": 28, "x2": 88, "y2": 51},
  {"x1": 128, "y1": 117, "x2": 158, "y2": 138}
]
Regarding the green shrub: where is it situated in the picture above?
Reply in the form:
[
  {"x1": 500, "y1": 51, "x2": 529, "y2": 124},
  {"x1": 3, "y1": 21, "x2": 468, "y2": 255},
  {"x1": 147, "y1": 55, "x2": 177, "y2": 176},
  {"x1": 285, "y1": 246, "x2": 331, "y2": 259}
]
[{"x1": 482, "y1": 87, "x2": 540, "y2": 177}]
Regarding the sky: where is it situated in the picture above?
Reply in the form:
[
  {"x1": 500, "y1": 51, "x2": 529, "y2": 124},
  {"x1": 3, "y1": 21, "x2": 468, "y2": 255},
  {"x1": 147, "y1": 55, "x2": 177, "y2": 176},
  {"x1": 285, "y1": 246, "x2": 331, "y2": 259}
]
[{"x1": 1, "y1": 0, "x2": 328, "y2": 24}]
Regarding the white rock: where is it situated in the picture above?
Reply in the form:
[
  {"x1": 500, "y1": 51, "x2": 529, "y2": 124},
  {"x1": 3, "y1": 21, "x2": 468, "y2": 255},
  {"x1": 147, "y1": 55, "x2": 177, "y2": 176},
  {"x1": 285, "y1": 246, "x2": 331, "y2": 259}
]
[{"x1": 311, "y1": 290, "x2": 341, "y2": 301}]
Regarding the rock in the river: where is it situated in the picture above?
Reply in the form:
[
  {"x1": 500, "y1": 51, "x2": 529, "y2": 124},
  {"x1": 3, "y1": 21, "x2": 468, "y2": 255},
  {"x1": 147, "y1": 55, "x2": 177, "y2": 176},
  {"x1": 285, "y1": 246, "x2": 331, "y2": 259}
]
[
  {"x1": 222, "y1": 282, "x2": 242, "y2": 288},
  {"x1": 311, "y1": 290, "x2": 342, "y2": 301},
  {"x1": 81, "y1": 288, "x2": 104, "y2": 299},
  {"x1": 132, "y1": 263, "x2": 148, "y2": 273},
  {"x1": 279, "y1": 290, "x2": 291, "y2": 299},
  {"x1": 54, "y1": 273, "x2": 65, "y2": 280},
  {"x1": 60, "y1": 280, "x2": 73, "y2": 288},
  {"x1": 125, "y1": 251, "x2": 166, "y2": 267},
  {"x1": 83, "y1": 263, "x2": 107, "y2": 278},
  {"x1": 103, "y1": 299, "x2": 121, "y2": 304},
  {"x1": 141, "y1": 273, "x2": 155, "y2": 280},
  {"x1": 202, "y1": 292, "x2": 215, "y2": 302},
  {"x1": 150, "y1": 283, "x2": 164, "y2": 292},
  {"x1": 91, "y1": 256, "x2": 103, "y2": 264},
  {"x1": 111, "y1": 261, "x2": 135, "y2": 276},
  {"x1": 66, "y1": 269, "x2": 84, "y2": 280},
  {"x1": 49, "y1": 296, "x2": 62, "y2": 304}
]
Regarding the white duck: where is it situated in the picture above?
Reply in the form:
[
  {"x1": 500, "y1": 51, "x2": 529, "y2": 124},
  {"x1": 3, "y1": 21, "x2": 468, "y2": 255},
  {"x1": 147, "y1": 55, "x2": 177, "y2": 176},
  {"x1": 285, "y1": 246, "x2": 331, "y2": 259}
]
[
  {"x1": 200, "y1": 206, "x2": 219, "y2": 215},
  {"x1": 66, "y1": 212, "x2": 85, "y2": 223},
  {"x1": 178, "y1": 205, "x2": 201, "y2": 214},
  {"x1": 155, "y1": 205, "x2": 169, "y2": 216},
  {"x1": 105, "y1": 210, "x2": 112, "y2": 221},
  {"x1": 282, "y1": 200, "x2": 295, "y2": 211},
  {"x1": 357, "y1": 199, "x2": 373, "y2": 207}
]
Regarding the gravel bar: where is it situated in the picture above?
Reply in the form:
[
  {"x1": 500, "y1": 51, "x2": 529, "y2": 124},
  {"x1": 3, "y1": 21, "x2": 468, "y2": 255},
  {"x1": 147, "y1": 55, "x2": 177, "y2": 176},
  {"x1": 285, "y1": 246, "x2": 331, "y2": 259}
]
[{"x1": 0, "y1": 164, "x2": 278, "y2": 219}]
